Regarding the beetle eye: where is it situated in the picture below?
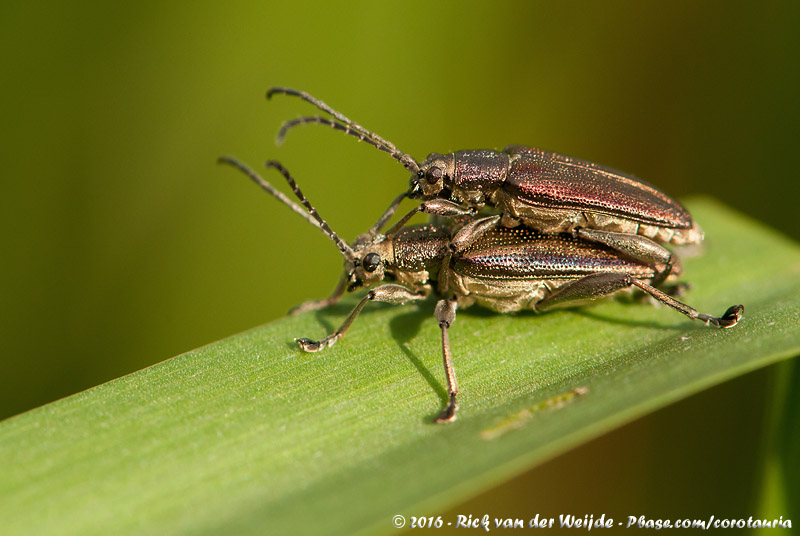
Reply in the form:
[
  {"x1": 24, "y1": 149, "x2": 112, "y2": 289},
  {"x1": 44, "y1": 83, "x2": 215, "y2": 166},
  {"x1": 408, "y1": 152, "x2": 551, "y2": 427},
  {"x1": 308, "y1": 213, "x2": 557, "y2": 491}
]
[
  {"x1": 363, "y1": 252, "x2": 381, "y2": 272},
  {"x1": 425, "y1": 166, "x2": 442, "y2": 184}
]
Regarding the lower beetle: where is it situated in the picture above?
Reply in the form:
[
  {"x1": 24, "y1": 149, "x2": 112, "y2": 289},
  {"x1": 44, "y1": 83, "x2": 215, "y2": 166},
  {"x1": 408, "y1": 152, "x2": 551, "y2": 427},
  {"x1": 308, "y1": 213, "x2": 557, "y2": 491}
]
[
  {"x1": 219, "y1": 156, "x2": 743, "y2": 423},
  {"x1": 266, "y1": 87, "x2": 701, "y2": 286}
]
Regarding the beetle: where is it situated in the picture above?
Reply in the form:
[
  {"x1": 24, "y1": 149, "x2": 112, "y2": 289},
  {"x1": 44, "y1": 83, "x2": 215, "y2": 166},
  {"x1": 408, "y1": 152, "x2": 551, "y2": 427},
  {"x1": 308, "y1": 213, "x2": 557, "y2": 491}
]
[
  {"x1": 218, "y1": 155, "x2": 743, "y2": 423},
  {"x1": 266, "y1": 87, "x2": 700, "y2": 287}
]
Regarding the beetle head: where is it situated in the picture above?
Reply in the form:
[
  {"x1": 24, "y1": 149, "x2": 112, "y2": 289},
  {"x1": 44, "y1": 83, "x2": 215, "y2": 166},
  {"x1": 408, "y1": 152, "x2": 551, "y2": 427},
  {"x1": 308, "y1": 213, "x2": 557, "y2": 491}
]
[
  {"x1": 410, "y1": 153, "x2": 455, "y2": 199},
  {"x1": 345, "y1": 236, "x2": 394, "y2": 291}
]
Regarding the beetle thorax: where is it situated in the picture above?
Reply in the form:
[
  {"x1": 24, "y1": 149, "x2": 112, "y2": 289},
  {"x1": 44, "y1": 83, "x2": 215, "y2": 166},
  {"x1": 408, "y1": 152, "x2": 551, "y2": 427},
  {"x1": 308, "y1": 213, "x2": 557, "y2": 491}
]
[{"x1": 450, "y1": 150, "x2": 509, "y2": 204}]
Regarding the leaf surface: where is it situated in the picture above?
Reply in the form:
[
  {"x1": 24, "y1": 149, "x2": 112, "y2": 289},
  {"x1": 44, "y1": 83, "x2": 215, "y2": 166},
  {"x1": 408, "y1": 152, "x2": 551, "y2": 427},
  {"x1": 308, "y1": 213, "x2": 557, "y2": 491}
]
[{"x1": 1, "y1": 198, "x2": 799, "y2": 535}]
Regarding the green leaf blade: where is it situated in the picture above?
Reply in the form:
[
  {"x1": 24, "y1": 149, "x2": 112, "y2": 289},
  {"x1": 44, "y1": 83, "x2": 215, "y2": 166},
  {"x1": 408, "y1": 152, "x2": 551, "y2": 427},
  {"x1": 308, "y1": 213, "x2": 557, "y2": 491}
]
[{"x1": 1, "y1": 198, "x2": 799, "y2": 535}]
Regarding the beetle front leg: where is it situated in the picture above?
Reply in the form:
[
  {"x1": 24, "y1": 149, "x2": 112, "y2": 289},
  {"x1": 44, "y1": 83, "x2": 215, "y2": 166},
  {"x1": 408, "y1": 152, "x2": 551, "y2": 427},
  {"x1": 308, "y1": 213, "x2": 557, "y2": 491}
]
[
  {"x1": 574, "y1": 228, "x2": 675, "y2": 286},
  {"x1": 433, "y1": 298, "x2": 460, "y2": 423},
  {"x1": 386, "y1": 199, "x2": 476, "y2": 236},
  {"x1": 289, "y1": 273, "x2": 348, "y2": 315},
  {"x1": 296, "y1": 284, "x2": 426, "y2": 352},
  {"x1": 537, "y1": 272, "x2": 743, "y2": 328}
]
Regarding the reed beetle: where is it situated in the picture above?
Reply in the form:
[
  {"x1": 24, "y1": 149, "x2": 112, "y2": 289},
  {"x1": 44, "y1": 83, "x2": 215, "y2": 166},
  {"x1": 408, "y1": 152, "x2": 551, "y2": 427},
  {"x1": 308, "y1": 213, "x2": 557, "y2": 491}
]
[
  {"x1": 219, "y1": 156, "x2": 742, "y2": 423},
  {"x1": 267, "y1": 87, "x2": 702, "y2": 288}
]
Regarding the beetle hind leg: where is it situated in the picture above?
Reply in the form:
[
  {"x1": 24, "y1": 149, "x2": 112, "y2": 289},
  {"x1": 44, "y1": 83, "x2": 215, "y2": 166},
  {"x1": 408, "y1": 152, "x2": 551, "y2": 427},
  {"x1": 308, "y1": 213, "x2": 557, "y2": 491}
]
[
  {"x1": 574, "y1": 228, "x2": 675, "y2": 287},
  {"x1": 537, "y1": 272, "x2": 743, "y2": 329},
  {"x1": 653, "y1": 281, "x2": 689, "y2": 298},
  {"x1": 629, "y1": 280, "x2": 743, "y2": 328}
]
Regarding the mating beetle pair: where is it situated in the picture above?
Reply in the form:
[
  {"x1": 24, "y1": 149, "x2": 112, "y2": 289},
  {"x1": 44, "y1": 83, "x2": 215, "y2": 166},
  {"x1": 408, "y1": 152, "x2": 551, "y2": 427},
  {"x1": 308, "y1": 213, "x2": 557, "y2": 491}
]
[
  {"x1": 220, "y1": 88, "x2": 742, "y2": 423},
  {"x1": 268, "y1": 87, "x2": 704, "y2": 288}
]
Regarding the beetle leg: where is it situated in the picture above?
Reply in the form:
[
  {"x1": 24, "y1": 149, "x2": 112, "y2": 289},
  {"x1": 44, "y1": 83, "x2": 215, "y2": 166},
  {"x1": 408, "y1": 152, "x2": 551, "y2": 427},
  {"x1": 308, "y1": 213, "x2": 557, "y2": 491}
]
[
  {"x1": 437, "y1": 216, "x2": 501, "y2": 295},
  {"x1": 385, "y1": 199, "x2": 475, "y2": 237},
  {"x1": 289, "y1": 273, "x2": 348, "y2": 315},
  {"x1": 450, "y1": 215, "x2": 502, "y2": 252},
  {"x1": 296, "y1": 284, "x2": 426, "y2": 352},
  {"x1": 574, "y1": 228, "x2": 675, "y2": 287},
  {"x1": 433, "y1": 298, "x2": 460, "y2": 423},
  {"x1": 629, "y1": 279, "x2": 743, "y2": 328},
  {"x1": 538, "y1": 272, "x2": 743, "y2": 328}
]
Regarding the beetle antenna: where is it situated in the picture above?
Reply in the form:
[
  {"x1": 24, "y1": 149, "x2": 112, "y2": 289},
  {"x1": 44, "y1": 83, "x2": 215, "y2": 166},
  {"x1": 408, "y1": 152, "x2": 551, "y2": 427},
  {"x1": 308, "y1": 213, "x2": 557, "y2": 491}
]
[
  {"x1": 276, "y1": 116, "x2": 420, "y2": 174},
  {"x1": 268, "y1": 87, "x2": 384, "y2": 144},
  {"x1": 264, "y1": 160, "x2": 355, "y2": 261},
  {"x1": 267, "y1": 87, "x2": 420, "y2": 174},
  {"x1": 218, "y1": 156, "x2": 322, "y2": 230},
  {"x1": 218, "y1": 156, "x2": 355, "y2": 261}
]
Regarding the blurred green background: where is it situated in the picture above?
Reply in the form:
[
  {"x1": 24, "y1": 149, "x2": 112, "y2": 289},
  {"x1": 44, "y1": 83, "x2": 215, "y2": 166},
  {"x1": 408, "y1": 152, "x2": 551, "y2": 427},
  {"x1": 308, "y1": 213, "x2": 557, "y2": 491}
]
[{"x1": 1, "y1": 0, "x2": 798, "y2": 524}]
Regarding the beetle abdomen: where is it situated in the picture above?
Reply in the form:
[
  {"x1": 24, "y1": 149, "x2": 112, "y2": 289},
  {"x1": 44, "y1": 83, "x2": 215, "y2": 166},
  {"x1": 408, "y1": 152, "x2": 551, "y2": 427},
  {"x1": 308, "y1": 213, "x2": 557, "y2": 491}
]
[
  {"x1": 453, "y1": 227, "x2": 655, "y2": 280},
  {"x1": 503, "y1": 147, "x2": 693, "y2": 231}
]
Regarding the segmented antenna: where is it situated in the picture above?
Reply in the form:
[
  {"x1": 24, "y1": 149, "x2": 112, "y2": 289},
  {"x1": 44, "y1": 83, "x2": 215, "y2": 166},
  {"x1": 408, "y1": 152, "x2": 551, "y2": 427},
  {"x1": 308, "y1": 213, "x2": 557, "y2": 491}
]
[
  {"x1": 367, "y1": 191, "x2": 408, "y2": 237},
  {"x1": 264, "y1": 160, "x2": 355, "y2": 261},
  {"x1": 218, "y1": 156, "x2": 355, "y2": 261},
  {"x1": 277, "y1": 116, "x2": 419, "y2": 174},
  {"x1": 267, "y1": 87, "x2": 421, "y2": 174}
]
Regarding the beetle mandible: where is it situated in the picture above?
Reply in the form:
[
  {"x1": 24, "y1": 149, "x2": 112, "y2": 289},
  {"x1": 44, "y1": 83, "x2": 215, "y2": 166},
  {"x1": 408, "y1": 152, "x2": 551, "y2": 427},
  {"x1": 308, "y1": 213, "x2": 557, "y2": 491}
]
[
  {"x1": 219, "y1": 156, "x2": 743, "y2": 423},
  {"x1": 266, "y1": 87, "x2": 700, "y2": 288}
]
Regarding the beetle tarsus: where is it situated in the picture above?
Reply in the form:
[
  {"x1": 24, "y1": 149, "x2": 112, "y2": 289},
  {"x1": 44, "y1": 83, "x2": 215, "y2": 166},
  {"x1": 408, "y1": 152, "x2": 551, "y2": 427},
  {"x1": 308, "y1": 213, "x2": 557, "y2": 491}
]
[
  {"x1": 295, "y1": 336, "x2": 338, "y2": 352},
  {"x1": 719, "y1": 304, "x2": 744, "y2": 328},
  {"x1": 696, "y1": 304, "x2": 743, "y2": 328},
  {"x1": 434, "y1": 394, "x2": 458, "y2": 423}
]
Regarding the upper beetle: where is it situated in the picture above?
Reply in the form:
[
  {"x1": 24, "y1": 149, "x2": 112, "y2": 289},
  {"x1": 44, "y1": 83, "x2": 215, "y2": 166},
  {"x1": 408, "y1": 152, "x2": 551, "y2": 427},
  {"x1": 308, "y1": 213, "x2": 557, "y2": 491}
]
[
  {"x1": 413, "y1": 145, "x2": 701, "y2": 246},
  {"x1": 266, "y1": 87, "x2": 700, "y2": 283}
]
